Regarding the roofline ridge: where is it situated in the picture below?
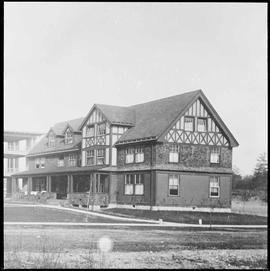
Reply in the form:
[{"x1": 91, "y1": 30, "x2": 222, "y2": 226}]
[{"x1": 128, "y1": 89, "x2": 202, "y2": 108}]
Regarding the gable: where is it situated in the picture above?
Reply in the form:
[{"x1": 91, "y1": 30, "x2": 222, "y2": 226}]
[{"x1": 163, "y1": 97, "x2": 230, "y2": 147}]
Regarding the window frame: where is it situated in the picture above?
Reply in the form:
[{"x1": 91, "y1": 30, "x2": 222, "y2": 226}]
[
  {"x1": 96, "y1": 148, "x2": 105, "y2": 165},
  {"x1": 168, "y1": 174, "x2": 180, "y2": 196},
  {"x1": 86, "y1": 125, "x2": 95, "y2": 137},
  {"x1": 97, "y1": 122, "x2": 106, "y2": 136},
  {"x1": 134, "y1": 174, "x2": 144, "y2": 195},
  {"x1": 65, "y1": 128, "x2": 73, "y2": 144},
  {"x1": 124, "y1": 174, "x2": 134, "y2": 195},
  {"x1": 210, "y1": 147, "x2": 221, "y2": 164},
  {"x1": 184, "y1": 116, "x2": 195, "y2": 132},
  {"x1": 134, "y1": 147, "x2": 144, "y2": 163},
  {"x1": 86, "y1": 149, "x2": 95, "y2": 166},
  {"x1": 209, "y1": 176, "x2": 220, "y2": 198},
  {"x1": 197, "y1": 117, "x2": 208, "y2": 132},
  {"x1": 169, "y1": 144, "x2": 180, "y2": 163},
  {"x1": 125, "y1": 148, "x2": 135, "y2": 164},
  {"x1": 68, "y1": 154, "x2": 76, "y2": 167}
]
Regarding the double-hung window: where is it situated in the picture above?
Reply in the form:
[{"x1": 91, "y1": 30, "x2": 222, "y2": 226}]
[
  {"x1": 184, "y1": 117, "x2": 194, "y2": 131},
  {"x1": 97, "y1": 123, "x2": 106, "y2": 135},
  {"x1": 210, "y1": 147, "x2": 220, "y2": 164},
  {"x1": 197, "y1": 118, "x2": 207, "y2": 132},
  {"x1": 124, "y1": 174, "x2": 134, "y2": 195},
  {"x1": 58, "y1": 156, "x2": 64, "y2": 167},
  {"x1": 209, "y1": 176, "x2": 220, "y2": 197},
  {"x1": 68, "y1": 154, "x2": 76, "y2": 167},
  {"x1": 125, "y1": 148, "x2": 134, "y2": 164},
  {"x1": 134, "y1": 174, "x2": 144, "y2": 195},
  {"x1": 97, "y1": 149, "x2": 105, "y2": 165},
  {"x1": 135, "y1": 147, "x2": 144, "y2": 163},
  {"x1": 86, "y1": 125, "x2": 95, "y2": 137},
  {"x1": 86, "y1": 150, "x2": 95, "y2": 165},
  {"x1": 169, "y1": 175, "x2": 180, "y2": 196},
  {"x1": 169, "y1": 145, "x2": 180, "y2": 163}
]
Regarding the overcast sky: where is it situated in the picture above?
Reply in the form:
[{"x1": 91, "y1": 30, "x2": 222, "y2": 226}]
[{"x1": 4, "y1": 3, "x2": 267, "y2": 175}]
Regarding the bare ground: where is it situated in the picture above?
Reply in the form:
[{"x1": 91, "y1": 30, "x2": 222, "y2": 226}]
[{"x1": 4, "y1": 226, "x2": 267, "y2": 269}]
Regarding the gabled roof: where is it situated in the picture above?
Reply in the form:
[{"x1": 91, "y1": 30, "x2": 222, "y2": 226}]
[
  {"x1": 50, "y1": 117, "x2": 84, "y2": 136},
  {"x1": 116, "y1": 90, "x2": 201, "y2": 144},
  {"x1": 28, "y1": 117, "x2": 84, "y2": 156},
  {"x1": 79, "y1": 104, "x2": 135, "y2": 130},
  {"x1": 116, "y1": 89, "x2": 238, "y2": 147},
  {"x1": 96, "y1": 104, "x2": 135, "y2": 125}
]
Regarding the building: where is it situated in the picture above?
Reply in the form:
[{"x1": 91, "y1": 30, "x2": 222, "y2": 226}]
[
  {"x1": 11, "y1": 89, "x2": 239, "y2": 212},
  {"x1": 4, "y1": 131, "x2": 43, "y2": 197}
]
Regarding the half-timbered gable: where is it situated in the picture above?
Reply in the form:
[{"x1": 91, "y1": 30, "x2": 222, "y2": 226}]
[{"x1": 163, "y1": 97, "x2": 229, "y2": 147}]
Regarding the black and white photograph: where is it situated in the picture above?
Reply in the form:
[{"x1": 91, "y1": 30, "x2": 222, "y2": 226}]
[{"x1": 4, "y1": 2, "x2": 267, "y2": 269}]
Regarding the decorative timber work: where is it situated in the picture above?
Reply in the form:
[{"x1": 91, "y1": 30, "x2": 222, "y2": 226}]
[{"x1": 164, "y1": 98, "x2": 229, "y2": 147}]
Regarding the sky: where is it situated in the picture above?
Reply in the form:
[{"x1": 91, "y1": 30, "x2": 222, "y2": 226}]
[{"x1": 4, "y1": 3, "x2": 267, "y2": 176}]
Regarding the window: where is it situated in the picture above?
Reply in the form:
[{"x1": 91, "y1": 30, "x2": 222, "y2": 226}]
[
  {"x1": 210, "y1": 147, "x2": 220, "y2": 164},
  {"x1": 57, "y1": 156, "x2": 64, "y2": 167},
  {"x1": 134, "y1": 174, "x2": 144, "y2": 195},
  {"x1": 169, "y1": 145, "x2": 180, "y2": 163},
  {"x1": 169, "y1": 175, "x2": 180, "y2": 196},
  {"x1": 135, "y1": 147, "x2": 144, "y2": 163},
  {"x1": 86, "y1": 125, "x2": 95, "y2": 137},
  {"x1": 97, "y1": 149, "x2": 105, "y2": 165},
  {"x1": 197, "y1": 118, "x2": 207, "y2": 132},
  {"x1": 68, "y1": 154, "x2": 76, "y2": 167},
  {"x1": 97, "y1": 123, "x2": 106, "y2": 135},
  {"x1": 65, "y1": 128, "x2": 73, "y2": 144},
  {"x1": 86, "y1": 150, "x2": 95, "y2": 165},
  {"x1": 48, "y1": 133, "x2": 55, "y2": 147},
  {"x1": 209, "y1": 176, "x2": 220, "y2": 197},
  {"x1": 125, "y1": 148, "x2": 134, "y2": 164},
  {"x1": 35, "y1": 158, "x2": 45, "y2": 169},
  {"x1": 124, "y1": 174, "x2": 134, "y2": 195},
  {"x1": 184, "y1": 117, "x2": 194, "y2": 131}
]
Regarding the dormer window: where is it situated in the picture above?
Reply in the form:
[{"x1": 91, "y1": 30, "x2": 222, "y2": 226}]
[
  {"x1": 48, "y1": 132, "x2": 55, "y2": 147},
  {"x1": 65, "y1": 128, "x2": 73, "y2": 144}
]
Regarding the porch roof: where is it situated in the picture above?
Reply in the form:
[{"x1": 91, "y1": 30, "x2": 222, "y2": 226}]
[{"x1": 11, "y1": 165, "x2": 108, "y2": 177}]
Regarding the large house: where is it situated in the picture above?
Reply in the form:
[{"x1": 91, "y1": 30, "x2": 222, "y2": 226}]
[
  {"x1": 4, "y1": 131, "x2": 43, "y2": 197},
  {"x1": 11, "y1": 89, "x2": 239, "y2": 212}
]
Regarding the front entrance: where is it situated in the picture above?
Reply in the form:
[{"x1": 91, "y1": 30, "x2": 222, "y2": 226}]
[{"x1": 51, "y1": 175, "x2": 68, "y2": 199}]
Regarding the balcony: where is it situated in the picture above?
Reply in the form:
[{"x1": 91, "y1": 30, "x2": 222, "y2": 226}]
[{"x1": 4, "y1": 148, "x2": 27, "y2": 157}]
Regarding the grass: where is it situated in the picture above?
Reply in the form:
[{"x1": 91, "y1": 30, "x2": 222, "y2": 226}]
[
  {"x1": 4, "y1": 206, "x2": 151, "y2": 223},
  {"x1": 101, "y1": 208, "x2": 268, "y2": 225}
]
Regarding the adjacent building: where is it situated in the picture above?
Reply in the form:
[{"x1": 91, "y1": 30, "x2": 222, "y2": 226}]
[
  {"x1": 11, "y1": 89, "x2": 239, "y2": 211},
  {"x1": 4, "y1": 131, "x2": 43, "y2": 197}
]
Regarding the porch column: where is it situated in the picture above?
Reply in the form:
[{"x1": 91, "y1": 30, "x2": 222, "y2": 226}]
[
  {"x1": 67, "y1": 175, "x2": 73, "y2": 193},
  {"x1": 70, "y1": 175, "x2": 73, "y2": 193},
  {"x1": 46, "y1": 176, "x2": 51, "y2": 192},
  {"x1": 11, "y1": 177, "x2": 17, "y2": 194},
  {"x1": 27, "y1": 177, "x2": 32, "y2": 193}
]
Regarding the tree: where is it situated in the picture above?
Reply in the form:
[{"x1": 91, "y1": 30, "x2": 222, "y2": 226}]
[{"x1": 254, "y1": 153, "x2": 268, "y2": 177}]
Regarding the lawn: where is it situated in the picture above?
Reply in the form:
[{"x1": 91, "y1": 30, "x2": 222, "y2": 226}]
[
  {"x1": 4, "y1": 226, "x2": 267, "y2": 268},
  {"x1": 4, "y1": 206, "x2": 149, "y2": 224},
  {"x1": 100, "y1": 208, "x2": 268, "y2": 225}
]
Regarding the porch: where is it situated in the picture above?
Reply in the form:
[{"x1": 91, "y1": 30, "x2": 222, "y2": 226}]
[{"x1": 10, "y1": 172, "x2": 110, "y2": 208}]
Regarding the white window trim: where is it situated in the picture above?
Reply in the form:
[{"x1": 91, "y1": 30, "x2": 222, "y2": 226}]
[
  {"x1": 209, "y1": 177, "x2": 220, "y2": 198},
  {"x1": 168, "y1": 175, "x2": 180, "y2": 196}
]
